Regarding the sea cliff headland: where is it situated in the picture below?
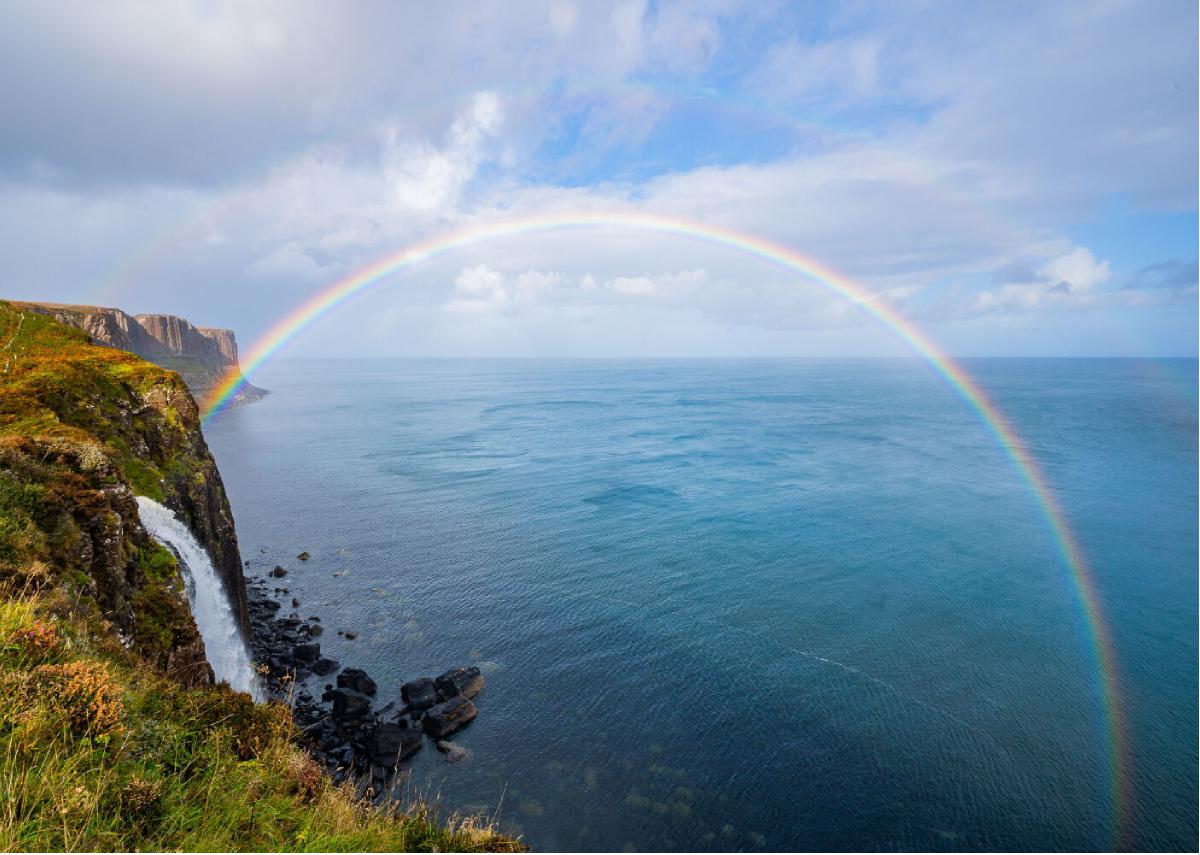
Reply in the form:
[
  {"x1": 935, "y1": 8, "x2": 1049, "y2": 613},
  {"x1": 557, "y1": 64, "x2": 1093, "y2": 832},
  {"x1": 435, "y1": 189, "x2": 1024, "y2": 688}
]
[{"x1": 0, "y1": 300, "x2": 516, "y2": 851}]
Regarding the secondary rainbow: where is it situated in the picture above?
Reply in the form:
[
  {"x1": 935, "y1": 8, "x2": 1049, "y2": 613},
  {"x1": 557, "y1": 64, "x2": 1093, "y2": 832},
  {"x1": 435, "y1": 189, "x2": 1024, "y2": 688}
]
[{"x1": 202, "y1": 212, "x2": 1131, "y2": 842}]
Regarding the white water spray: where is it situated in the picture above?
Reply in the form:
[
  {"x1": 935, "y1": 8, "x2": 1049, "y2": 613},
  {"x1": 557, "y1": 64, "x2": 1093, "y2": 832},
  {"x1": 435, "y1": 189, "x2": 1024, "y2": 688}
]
[{"x1": 136, "y1": 496, "x2": 257, "y2": 695}]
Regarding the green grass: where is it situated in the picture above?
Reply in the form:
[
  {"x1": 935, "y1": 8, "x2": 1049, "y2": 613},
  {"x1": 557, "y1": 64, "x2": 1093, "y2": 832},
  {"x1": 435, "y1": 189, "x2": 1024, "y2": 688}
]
[{"x1": 0, "y1": 594, "x2": 520, "y2": 852}]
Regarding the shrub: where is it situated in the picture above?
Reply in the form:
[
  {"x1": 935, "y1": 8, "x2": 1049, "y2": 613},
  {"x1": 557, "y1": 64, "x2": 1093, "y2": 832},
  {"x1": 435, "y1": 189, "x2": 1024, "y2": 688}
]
[
  {"x1": 190, "y1": 683, "x2": 295, "y2": 760},
  {"x1": 11, "y1": 559, "x2": 52, "y2": 590},
  {"x1": 35, "y1": 660, "x2": 124, "y2": 739},
  {"x1": 285, "y1": 748, "x2": 323, "y2": 804},
  {"x1": 118, "y1": 775, "x2": 163, "y2": 822},
  {"x1": 11, "y1": 619, "x2": 60, "y2": 661}
]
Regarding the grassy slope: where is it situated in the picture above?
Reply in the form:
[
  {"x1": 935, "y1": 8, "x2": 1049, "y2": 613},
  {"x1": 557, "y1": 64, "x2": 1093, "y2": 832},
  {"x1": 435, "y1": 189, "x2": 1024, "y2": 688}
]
[{"x1": 0, "y1": 302, "x2": 520, "y2": 852}]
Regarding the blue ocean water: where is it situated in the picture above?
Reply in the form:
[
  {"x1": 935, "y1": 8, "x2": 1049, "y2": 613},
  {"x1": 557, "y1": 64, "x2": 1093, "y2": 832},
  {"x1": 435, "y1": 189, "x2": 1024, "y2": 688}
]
[{"x1": 204, "y1": 359, "x2": 1197, "y2": 852}]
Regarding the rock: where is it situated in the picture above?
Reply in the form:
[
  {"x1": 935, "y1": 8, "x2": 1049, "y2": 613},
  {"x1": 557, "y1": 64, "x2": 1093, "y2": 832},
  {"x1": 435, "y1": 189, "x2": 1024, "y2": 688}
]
[
  {"x1": 343, "y1": 631, "x2": 357, "y2": 640},
  {"x1": 308, "y1": 615, "x2": 321, "y2": 622},
  {"x1": 307, "y1": 624, "x2": 324, "y2": 638},
  {"x1": 400, "y1": 677, "x2": 438, "y2": 711},
  {"x1": 370, "y1": 721, "x2": 423, "y2": 768},
  {"x1": 422, "y1": 696, "x2": 477, "y2": 738},
  {"x1": 436, "y1": 740, "x2": 470, "y2": 763},
  {"x1": 337, "y1": 668, "x2": 377, "y2": 696},
  {"x1": 434, "y1": 666, "x2": 484, "y2": 700},
  {"x1": 330, "y1": 688, "x2": 372, "y2": 722},
  {"x1": 298, "y1": 551, "x2": 310, "y2": 561},
  {"x1": 271, "y1": 565, "x2": 288, "y2": 578},
  {"x1": 294, "y1": 643, "x2": 320, "y2": 664},
  {"x1": 291, "y1": 597, "x2": 300, "y2": 608}
]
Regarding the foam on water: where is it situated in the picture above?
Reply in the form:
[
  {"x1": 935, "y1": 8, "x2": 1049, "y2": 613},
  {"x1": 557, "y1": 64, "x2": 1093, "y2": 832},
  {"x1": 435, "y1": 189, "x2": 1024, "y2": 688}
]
[{"x1": 136, "y1": 496, "x2": 257, "y2": 694}]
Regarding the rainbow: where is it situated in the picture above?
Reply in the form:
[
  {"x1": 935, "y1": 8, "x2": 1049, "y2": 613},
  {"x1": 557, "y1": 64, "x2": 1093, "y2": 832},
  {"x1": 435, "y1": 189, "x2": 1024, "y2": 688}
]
[{"x1": 202, "y1": 212, "x2": 1130, "y2": 842}]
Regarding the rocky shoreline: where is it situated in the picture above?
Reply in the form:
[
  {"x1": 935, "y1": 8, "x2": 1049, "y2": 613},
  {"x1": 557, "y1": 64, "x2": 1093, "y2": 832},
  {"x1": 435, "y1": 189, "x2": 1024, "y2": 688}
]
[{"x1": 245, "y1": 572, "x2": 483, "y2": 802}]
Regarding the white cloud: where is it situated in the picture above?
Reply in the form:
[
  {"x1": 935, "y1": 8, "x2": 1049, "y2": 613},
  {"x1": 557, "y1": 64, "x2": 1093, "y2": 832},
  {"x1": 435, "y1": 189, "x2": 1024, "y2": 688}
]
[
  {"x1": 454, "y1": 264, "x2": 505, "y2": 298},
  {"x1": 1038, "y1": 247, "x2": 1111, "y2": 293},
  {"x1": 971, "y1": 247, "x2": 1116, "y2": 313},
  {"x1": 751, "y1": 36, "x2": 884, "y2": 103},
  {"x1": 246, "y1": 243, "x2": 327, "y2": 281},
  {"x1": 385, "y1": 92, "x2": 504, "y2": 213}
]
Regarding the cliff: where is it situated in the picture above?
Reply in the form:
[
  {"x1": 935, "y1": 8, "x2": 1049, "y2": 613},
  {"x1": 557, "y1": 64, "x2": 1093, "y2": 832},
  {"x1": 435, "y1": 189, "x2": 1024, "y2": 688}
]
[
  {"x1": 0, "y1": 301, "x2": 250, "y2": 670},
  {"x1": 0, "y1": 301, "x2": 518, "y2": 851},
  {"x1": 9, "y1": 301, "x2": 266, "y2": 408}
]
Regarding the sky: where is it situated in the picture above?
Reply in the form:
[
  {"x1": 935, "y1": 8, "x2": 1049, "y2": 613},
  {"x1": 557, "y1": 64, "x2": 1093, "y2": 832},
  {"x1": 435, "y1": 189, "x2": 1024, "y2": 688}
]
[{"x1": 0, "y1": 1, "x2": 1196, "y2": 358}]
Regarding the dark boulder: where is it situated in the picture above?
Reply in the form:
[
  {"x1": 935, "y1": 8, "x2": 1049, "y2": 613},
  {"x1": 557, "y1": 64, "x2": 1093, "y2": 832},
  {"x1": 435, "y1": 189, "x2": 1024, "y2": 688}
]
[
  {"x1": 422, "y1": 695, "x2": 477, "y2": 738},
  {"x1": 370, "y1": 721, "x2": 423, "y2": 768},
  {"x1": 330, "y1": 688, "x2": 372, "y2": 722},
  {"x1": 313, "y1": 657, "x2": 339, "y2": 676},
  {"x1": 294, "y1": 643, "x2": 320, "y2": 664},
  {"x1": 271, "y1": 565, "x2": 288, "y2": 578},
  {"x1": 435, "y1": 666, "x2": 484, "y2": 700},
  {"x1": 329, "y1": 742, "x2": 354, "y2": 768},
  {"x1": 337, "y1": 668, "x2": 377, "y2": 696},
  {"x1": 400, "y1": 677, "x2": 438, "y2": 711},
  {"x1": 307, "y1": 624, "x2": 324, "y2": 638},
  {"x1": 298, "y1": 551, "x2": 310, "y2": 561},
  {"x1": 343, "y1": 631, "x2": 357, "y2": 640}
]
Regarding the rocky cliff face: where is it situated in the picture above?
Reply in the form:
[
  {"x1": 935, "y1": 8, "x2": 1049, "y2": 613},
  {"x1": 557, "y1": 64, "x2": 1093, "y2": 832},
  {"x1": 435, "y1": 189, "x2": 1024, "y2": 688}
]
[
  {"x1": 134, "y1": 313, "x2": 231, "y2": 365},
  {"x1": 197, "y1": 326, "x2": 239, "y2": 363},
  {"x1": 0, "y1": 301, "x2": 250, "y2": 682},
  {"x1": 11, "y1": 301, "x2": 265, "y2": 407}
]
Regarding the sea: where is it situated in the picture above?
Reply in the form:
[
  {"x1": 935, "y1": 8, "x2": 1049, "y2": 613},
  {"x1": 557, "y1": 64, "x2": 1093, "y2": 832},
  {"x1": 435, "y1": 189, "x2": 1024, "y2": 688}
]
[{"x1": 204, "y1": 358, "x2": 1197, "y2": 852}]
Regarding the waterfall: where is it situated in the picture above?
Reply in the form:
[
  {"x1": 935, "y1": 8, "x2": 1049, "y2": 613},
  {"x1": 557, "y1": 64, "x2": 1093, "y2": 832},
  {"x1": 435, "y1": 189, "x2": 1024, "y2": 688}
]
[{"x1": 136, "y1": 496, "x2": 257, "y2": 695}]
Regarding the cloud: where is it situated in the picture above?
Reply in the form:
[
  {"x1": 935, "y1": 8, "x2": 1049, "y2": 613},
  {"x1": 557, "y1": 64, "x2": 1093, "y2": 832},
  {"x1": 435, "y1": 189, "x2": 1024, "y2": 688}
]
[
  {"x1": 971, "y1": 247, "x2": 1110, "y2": 313},
  {"x1": 0, "y1": 2, "x2": 1193, "y2": 357},
  {"x1": 0, "y1": 2, "x2": 716, "y2": 185},
  {"x1": 749, "y1": 35, "x2": 884, "y2": 104},
  {"x1": 967, "y1": 246, "x2": 1198, "y2": 316},
  {"x1": 246, "y1": 243, "x2": 328, "y2": 281},
  {"x1": 1038, "y1": 247, "x2": 1111, "y2": 294},
  {"x1": 385, "y1": 92, "x2": 504, "y2": 212},
  {"x1": 1125, "y1": 259, "x2": 1198, "y2": 291}
]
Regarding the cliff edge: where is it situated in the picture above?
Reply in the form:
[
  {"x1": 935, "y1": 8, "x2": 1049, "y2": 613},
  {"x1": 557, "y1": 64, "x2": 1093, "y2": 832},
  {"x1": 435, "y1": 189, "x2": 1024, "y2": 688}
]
[
  {"x1": 0, "y1": 301, "x2": 518, "y2": 851},
  {"x1": 10, "y1": 301, "x2": 266, "y2": 408}
]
